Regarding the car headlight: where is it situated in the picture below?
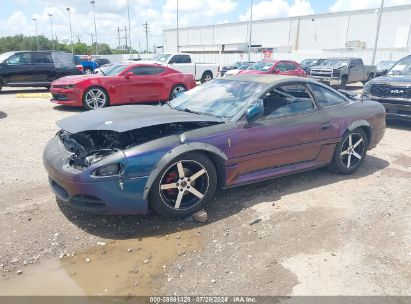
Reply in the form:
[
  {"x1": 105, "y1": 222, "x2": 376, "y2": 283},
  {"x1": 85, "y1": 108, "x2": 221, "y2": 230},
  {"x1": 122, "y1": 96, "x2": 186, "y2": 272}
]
[
  {"x1": 363, "y1": 82, "x2": 371, "y2": 95},
  {"x1": 332, "y1": 69, "x2": 340, "y2": 77},
  {"x1": 53, "y1": 84, "x2": 76, "y2": 89},
  {"x1": 93, "y1": 163, "x2": 123, "y2": 176}
]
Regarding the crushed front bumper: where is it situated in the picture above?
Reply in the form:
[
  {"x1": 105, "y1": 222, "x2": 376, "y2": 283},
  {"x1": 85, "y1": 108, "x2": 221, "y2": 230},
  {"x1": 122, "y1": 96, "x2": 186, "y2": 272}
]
[
  {"x1": 50, "y1": 87, "x2": 83, "y2": 106},
  {"x1": 43, "y1": 136, "x2": 149, "y2": 215}
]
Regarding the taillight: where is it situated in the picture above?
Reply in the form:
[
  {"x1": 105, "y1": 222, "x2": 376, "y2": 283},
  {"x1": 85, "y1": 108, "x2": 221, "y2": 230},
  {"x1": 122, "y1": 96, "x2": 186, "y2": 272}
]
[{"x1": 76, "y1": 65, "x2": 84, "y2": 73}]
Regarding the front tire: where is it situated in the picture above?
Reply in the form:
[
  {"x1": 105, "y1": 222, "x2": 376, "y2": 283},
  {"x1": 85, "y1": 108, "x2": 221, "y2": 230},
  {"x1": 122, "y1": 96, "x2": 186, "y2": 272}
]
[
  {"x1": 82, "y1": 87, "x2": 109, "y2": 110},
  {"x1": 339, "y1": 76, "x2": 348, "y2": 89},
  {"x1": 329, "y1": 129, "x2": 368, "y2": 174},
  {"x1": 149, "y1": 153, "x2": 217, "y2": 217}
]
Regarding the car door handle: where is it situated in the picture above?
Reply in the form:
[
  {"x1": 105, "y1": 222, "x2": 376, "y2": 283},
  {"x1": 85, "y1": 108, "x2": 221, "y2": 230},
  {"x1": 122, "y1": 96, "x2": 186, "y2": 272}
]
[{"x1": 321, "y1": 123, "x2": 331, "y2": 130}]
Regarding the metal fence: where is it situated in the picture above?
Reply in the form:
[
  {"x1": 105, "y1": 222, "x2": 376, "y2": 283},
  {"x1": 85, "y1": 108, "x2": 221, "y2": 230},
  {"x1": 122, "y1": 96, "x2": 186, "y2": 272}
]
[{"x1": 101, "y1": 49, "x2": 409, "y2": 67}]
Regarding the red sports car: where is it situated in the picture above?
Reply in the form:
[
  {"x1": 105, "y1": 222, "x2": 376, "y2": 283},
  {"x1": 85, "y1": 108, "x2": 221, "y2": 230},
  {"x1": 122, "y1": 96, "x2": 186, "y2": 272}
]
[
  {"x1": 50, "y1": 63, "x2": 196, "y2": 110},
  {"x1": 240, "y1": 60, "x2": 306, "y2": 77}
]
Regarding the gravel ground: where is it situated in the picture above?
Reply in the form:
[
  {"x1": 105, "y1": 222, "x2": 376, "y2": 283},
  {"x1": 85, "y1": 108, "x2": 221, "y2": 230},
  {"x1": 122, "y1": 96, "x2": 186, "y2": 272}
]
[{"x1": 0, "y1": 87, "x2": 410, "y2": 295}]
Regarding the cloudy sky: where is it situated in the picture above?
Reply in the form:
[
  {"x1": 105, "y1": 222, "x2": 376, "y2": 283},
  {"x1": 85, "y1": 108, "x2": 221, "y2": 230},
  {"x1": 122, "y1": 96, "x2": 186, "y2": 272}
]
[{"x1": 1, "y1": 0, "x2": 410, "y2": 51}]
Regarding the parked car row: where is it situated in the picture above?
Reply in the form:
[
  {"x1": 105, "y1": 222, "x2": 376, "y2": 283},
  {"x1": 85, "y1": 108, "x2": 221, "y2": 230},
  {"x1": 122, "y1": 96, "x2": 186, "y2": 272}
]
[{"x1": 221, "y1": 60, "x2": 306, "y2": 78}]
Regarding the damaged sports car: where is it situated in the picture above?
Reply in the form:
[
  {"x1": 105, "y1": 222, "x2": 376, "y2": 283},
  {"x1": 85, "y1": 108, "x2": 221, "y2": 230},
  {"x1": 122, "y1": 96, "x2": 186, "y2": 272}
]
[{"x1": 43, "y1": 75, "x2": 386, "y2": 217}]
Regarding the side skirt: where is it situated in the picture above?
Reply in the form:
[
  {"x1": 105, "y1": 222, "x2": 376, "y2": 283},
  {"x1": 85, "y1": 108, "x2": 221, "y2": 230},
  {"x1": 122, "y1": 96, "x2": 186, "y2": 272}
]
[{"x1": 223, "y1": 143, "x2": 336, "y2": 189}]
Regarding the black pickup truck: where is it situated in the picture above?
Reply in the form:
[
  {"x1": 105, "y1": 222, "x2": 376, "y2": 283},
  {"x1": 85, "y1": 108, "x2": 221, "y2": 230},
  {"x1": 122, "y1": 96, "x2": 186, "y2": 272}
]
[
  {"x1": 363, "y1": 55, "x2": 411, "y2": 121},
  {"x1": 0, "y1": 51, "x2": 82, "y2": 91}
]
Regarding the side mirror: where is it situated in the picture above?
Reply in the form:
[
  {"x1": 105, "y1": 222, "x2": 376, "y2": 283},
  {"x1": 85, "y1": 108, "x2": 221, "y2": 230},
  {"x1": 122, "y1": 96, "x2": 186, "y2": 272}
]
[
  {"x1": 381, "y1": 69, "x2": 388, "y2": 75},
  {"x1": 124, "y1": 71, "x2": 134, "y2": 79},
  {"x1": 273, "y1": 69, "x2": 280, "y2": 74},
  {"x1": 245, "y1": 103, "x2": 264, "y2": 127},
  {"x1": 169, "y1": 60, "x2": 176, "y2": 64}
]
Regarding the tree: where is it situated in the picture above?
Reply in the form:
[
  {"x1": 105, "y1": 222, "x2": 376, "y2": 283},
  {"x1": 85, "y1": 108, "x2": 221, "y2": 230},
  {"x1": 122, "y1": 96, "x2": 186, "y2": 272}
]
[{"x1": 0, "y1": 34, "x2": 119, "y2": 55}]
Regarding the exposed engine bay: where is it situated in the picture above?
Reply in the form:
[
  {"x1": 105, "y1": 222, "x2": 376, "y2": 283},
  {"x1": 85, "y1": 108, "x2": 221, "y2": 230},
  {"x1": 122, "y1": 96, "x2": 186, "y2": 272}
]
[{"x1": 58, "y1": 121, "x2": 220, "y2": 169}]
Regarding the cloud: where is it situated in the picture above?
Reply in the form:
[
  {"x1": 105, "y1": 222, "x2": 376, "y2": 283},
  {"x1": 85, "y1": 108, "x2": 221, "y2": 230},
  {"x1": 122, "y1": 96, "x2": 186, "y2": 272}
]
[
  {"x1": 0, "y1": 0, "x2": 237, "y2": 50},
  {"x1": 239, "y1": 0, "x2": 314, "y2": 21},
  {"x1": 329, "y1": 0, "x2": 411, "y2": 12}
]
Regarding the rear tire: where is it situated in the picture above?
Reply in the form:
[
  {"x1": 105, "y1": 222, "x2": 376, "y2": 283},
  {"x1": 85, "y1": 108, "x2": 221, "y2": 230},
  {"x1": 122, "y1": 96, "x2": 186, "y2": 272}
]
[
  {"x1": 84, "y1": 68, "x2": 93, "y2": 75},
  {"x1": 169, "y1": 84, "x2": 186, "y2": 100},
  {"x1": 200, "y1": 71, "x2": 213, "y2": 84},
  {"x1": 362, "y1": 73, "x2": 374, "y2": 85},
  {"x1": 328, "y1": 129, "x2": 368, "y2": 175},
  {"x1": 149, "y1": 152, "x2": 217, "y2": 218}
]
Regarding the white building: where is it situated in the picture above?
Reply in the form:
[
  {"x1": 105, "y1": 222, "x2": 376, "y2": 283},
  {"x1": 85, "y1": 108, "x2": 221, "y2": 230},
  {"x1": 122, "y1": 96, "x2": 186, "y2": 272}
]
[{"x1": 163, "y1": 5, "x2": 411, "y2": 65}]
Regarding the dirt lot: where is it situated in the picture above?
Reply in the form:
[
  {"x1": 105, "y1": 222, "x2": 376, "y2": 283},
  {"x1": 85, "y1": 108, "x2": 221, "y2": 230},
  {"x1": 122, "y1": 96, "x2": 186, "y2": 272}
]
[{"x1": 0, "y1": 87, "x2": 410, "y2": 296}]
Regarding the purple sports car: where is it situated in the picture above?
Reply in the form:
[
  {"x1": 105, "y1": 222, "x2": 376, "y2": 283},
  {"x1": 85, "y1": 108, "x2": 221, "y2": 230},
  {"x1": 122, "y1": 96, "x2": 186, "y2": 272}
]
[{"x1": 43, "y1": 75, "x2": 386, "y2": 217}]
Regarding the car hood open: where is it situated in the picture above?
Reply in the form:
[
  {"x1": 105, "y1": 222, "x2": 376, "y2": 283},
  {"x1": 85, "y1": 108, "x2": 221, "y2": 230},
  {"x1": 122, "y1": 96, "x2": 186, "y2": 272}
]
[{"x1": 57, "y1": 105, "x2": 225, "y2": 133}]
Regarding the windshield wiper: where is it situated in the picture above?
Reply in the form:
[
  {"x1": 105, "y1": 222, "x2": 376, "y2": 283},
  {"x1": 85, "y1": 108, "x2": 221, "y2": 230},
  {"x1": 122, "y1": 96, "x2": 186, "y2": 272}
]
[{"x1": 182, "y1": 108, "x2": 204, "y2": 115}]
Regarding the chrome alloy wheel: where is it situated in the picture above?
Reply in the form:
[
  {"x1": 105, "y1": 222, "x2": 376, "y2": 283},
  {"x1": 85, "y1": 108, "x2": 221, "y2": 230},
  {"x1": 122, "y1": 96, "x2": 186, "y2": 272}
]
[
  {"x1": 340, "y1": 132, "x2": 365, "y2": 168},
  {"x1": 159, "y1": 160, "x2": 209, "y2": 210},
  {"x1": 172, "y1": 85, "x2": 186, "y2": 99},
  {"x1": 85, "y1": 88, "x2": 106, "y2": 109}
]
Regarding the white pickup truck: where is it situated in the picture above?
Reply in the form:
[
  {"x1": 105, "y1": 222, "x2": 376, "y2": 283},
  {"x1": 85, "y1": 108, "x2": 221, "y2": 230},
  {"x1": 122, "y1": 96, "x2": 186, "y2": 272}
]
[{"x1": 148, "y1": 53, "x2": 220, "y2": 83}]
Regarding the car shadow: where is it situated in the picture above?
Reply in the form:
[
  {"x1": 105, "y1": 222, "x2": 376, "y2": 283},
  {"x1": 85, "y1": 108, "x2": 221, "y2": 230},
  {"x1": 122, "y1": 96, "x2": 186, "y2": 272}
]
[
  {"x1": 58, "y1": 154, "x2": 390, "y2": 240},
  {"x1": 0, "y1": 88, "x2": 49, "y2": 94},
  {"x1": 53, "y1": 105, "x2": 84, "y2": 113},
  {"x1": 386, "y1": 119, "x2": 411, "y2": 131},
  {"x1": 0, "y1": 111, "x2": 7, "y2": 119}
]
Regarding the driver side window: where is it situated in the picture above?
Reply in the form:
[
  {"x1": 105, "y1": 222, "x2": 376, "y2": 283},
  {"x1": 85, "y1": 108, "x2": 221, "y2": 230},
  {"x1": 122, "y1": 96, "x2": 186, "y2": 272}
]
[
  {"x1": 274, "y1": 63, "x2": 287, "y2": 73},
  {"x1": 7, "y1": 53, "x2": 32, "y2": 65},
  {"x1": 262, "y1": 83, "x2": 315, "y2": 118}
]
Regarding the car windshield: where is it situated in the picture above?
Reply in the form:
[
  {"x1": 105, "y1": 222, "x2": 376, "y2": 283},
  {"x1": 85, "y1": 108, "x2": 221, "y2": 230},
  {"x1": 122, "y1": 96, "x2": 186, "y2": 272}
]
[
  {"x1": 376, "y1": 61, "x2": 395, "y2": 70},
  {"x1": 102, "y1": 64, "x2": 129, "y2": 76},
  {"x1": 388, "y1": 57, "x2": 411, "y2": 76},
  {"x1": 150, "y1": 54, "x2": 171, "y2": 62},
  {"x1": 232, "y1": 62, "x2": 242, "y2": 68},
  {"x1": 247, "y1": 62, "x2": 274, "y2": 71},
  {"x1": 320, "y1": 59, "x2": 349, "y2": 67},
  {"x1": 0, "y1": 52, "x2": 14, "y2": 62},
  {"x1": 238, "y1": 63, "x2": 253, "y2": 70},
  {"x1": 170, "y1": 79, "x2": 265, "y2": 118},
  {"x1": 301, "y1": 59, "x2": 316, "y2": 66}
]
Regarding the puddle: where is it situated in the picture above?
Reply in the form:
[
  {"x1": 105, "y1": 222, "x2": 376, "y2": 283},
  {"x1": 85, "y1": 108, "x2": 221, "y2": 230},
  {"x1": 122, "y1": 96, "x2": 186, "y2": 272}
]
[{"x1": 0, "y1": 229, "x2": 201, "y2": 296}]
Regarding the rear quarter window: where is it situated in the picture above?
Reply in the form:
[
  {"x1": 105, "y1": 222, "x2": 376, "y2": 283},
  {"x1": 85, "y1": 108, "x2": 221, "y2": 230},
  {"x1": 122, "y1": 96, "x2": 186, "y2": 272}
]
[
  {"x1": 308, "y1": 84, "x2": 347, "y2": 108},
  {"x1": 52, "y1": 53, "x2": 75, "y2": 69}
]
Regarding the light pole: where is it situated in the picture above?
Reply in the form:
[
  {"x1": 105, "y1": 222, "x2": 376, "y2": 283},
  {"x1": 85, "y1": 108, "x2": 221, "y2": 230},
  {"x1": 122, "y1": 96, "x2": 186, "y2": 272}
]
[
  {"x1": 48, "y1": 13, "x2": 54, "y2": 50},
  {"x1": 127, "y1": 0, "x2": 132, "y2": 58},
  {"x1": 248, "y1": 0, "x2": 253, "y2": 61},
  {"x1": 176, "y1": 0, "x2": 179, "y2": 53},
  {"x1": 66, "y1": 8, "x2": 74, "y2": 54},
  {"x1": 90, "y1": 0, "x2": 98, "y2": 55},
  {"x1": 33, "y1": 18, "x2": 39, "y2": 50},
  {"x1": 371, "y1": 0, "x2": 384, "y2": 65}
]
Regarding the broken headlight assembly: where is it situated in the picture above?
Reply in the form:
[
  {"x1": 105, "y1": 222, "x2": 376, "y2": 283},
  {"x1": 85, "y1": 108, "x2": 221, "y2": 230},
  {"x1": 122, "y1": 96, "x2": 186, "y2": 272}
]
[{"x1": 93, "y1": 163, "x2": 124, "y2": 177}]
